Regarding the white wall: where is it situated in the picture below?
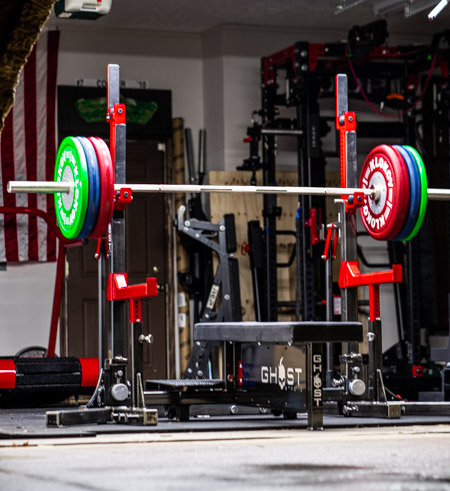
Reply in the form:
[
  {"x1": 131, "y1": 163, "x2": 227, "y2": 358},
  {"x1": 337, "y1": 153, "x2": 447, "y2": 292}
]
[
  {"x1": 0, "y1": 263, "x2": 58, "y2": 355},
  {"x1": 202, "y1": 28, "x2": 225, "y2": 171}
]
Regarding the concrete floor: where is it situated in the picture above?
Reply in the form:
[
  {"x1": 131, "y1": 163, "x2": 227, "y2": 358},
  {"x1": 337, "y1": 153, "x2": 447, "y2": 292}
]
[{"x1": 0, "y1": 424, "x2": 450, "y2": 490}]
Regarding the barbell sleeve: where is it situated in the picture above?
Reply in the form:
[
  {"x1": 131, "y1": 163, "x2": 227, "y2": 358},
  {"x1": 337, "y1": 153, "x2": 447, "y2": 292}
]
[
  {"x1": 426, "y1": 188, "x2": 450, "y2": 200},
  {"x1": 7, "y1": 181, "x2": 74, "y2": 194}
]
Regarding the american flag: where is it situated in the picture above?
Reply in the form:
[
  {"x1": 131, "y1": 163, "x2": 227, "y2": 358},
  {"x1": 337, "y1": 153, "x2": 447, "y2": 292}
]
[{"x1": 0, "y1": 30, "x2": 60, "y2": 262}]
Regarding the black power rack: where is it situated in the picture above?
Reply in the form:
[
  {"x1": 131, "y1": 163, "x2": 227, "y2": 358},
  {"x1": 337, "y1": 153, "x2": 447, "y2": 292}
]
[{"x1": 240, "y1": 25, "x2": 450, "y2": 399}]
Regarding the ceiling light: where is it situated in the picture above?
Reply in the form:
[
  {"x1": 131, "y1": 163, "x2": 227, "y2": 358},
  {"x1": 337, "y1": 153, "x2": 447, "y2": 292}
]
[
  {"x1": 428, "y1": 0, "x2": 449, "y2": 19},
  {"x1": 404, "y1": 0, "x2": 441, "y2": 17}
]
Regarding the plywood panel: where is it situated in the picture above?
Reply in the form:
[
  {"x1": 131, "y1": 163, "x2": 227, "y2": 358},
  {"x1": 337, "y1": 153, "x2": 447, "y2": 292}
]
[
  {"x1": 209, "y1": 170, "x2": 297, "y2": 321},
  {"x1": 209, "y1": 170, "x2": 348, "y2": 322}
]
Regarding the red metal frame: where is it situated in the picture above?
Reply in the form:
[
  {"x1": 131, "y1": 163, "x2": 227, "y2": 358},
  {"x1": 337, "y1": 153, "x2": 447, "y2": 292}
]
[
  {"x1": 339, "y1": 261, "x2": 402, "y2": 321},
  {"x1": 304, "y1": 208, "x2": 321, "y2": 246},
  {"x1": 262, "y1": 44, "x2": 297, "y2": 86},
  {"x1": 262, "y1": 42, "x2": 429, "y2": 86},
  {"x1": 108, "y1": 102, "x2": 126, "y2": 167},
  {"x1": 335, "y1": 110, "x2": 357, "y2": 191},
  {"x1": 107, "y1": 273, "x2": 158, "y2": 323},
  {"x1": 114, "y1": 187, "x2": 133, "y2": 211},
  {"x1": 322, "y1": 223, "x2": 339, "y2": 262},
  {"x1": 47, "y1": 240, "x2": 66, "y2": 358},
  {"x1": 309, "y1": 43, "x2": 325, "y2": 72},
  {"x1": 344, "y1": 191, "x2": 365, "y2": 214},
  {"x1": 238, "y1": 360, "x2": 244, "y2": 386}
]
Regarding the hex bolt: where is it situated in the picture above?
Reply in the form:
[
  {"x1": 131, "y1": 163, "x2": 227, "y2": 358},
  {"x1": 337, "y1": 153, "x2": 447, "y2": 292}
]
[
  {"x1": 138, "y1": 334, "x2": 153, "y2": 344},
  {"x1": 224, "y1": 294, "x2": 230, "y2": 300}
]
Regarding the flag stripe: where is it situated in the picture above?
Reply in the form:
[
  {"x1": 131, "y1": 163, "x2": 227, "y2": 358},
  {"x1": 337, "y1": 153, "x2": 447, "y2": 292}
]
[
  {"x1": 36, "y1": 38, "x2": 49, "y2": 261},
  {"x1": 0, "y1": 115, "x2": 19, "y2": 261},
  {"x1": 0, "y1": 30, "x2": 59, "y2": 262},
  {"x1": 24, "y1": 47, "x2": 39, "y2": 261},
  {"x1": 45, "y1": 30, "x2": 59, "y2": 261},
  {"x1": 12, "y1": 67, "x2": 28, "y2": 261}
]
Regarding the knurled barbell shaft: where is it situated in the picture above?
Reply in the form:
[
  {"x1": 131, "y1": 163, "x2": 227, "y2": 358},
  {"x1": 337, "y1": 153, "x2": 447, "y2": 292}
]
[
  {"x1": 117, "y1": 183, "x2": 376, "y2": 197},
  {"x1": 7, "y1": 180, "x2": 450, "y2": 200},
  {"x1": 7, "y1": 181, "x2": 375, "y2": 198}
]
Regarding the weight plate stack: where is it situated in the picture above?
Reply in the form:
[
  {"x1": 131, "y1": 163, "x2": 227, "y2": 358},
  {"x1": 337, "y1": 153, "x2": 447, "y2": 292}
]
[
  {"x1": 359, "y1": 144, "x2": 410, "y2": 241},
  {"x1": 54, "y1": 137, "x2": 90, "y2": 239},
  {"x1": 88, "y1": 137, "x2": 114, "y2": 238},
  {"x1": 403, "y1": 145, "x2": 428, "y2": 242},
  {"x1": 76, "y1": 136, "x2": 101, "y2": 239},
  {"x1": 392, "y1": 145, "x2": 421, "y2": 241}
]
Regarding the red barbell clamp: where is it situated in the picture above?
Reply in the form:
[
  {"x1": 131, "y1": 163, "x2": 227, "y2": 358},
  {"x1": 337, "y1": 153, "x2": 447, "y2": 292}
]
[
  {"x1": 344, "y1": 191, "x2": 365, "y2": 214},
  {"x1": 114, "y1": 187, "x2": 133, "y2": 211}
]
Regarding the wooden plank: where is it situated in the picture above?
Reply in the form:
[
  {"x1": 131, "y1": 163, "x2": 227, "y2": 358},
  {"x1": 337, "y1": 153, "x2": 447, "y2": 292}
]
[
  {"x1": 172, "y1": 118, "x2": 191, "y2": 373},
  {"x1": 209, "y1": 170, "x2": 297, "y2": 321}
]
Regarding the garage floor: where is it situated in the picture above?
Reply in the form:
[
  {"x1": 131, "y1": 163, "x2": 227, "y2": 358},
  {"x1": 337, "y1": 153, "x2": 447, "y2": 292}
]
[{"x1": 0, "y1": 411, "x2": 450, "y2": 490}]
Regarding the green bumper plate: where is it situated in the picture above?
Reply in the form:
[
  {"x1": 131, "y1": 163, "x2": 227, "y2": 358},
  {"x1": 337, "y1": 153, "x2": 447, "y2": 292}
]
[
  {"x1": 403, "y1": 145, "x2": 428, "y2": 241},
  {"x1": 54, "y1": 136, "x2": 90, "y2": 239}
]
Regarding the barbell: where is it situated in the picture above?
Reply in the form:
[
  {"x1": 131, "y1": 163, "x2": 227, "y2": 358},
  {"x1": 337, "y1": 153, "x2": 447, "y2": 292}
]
[{"x1": 6, "y1": 136, "x2": 450, "y2": 242}]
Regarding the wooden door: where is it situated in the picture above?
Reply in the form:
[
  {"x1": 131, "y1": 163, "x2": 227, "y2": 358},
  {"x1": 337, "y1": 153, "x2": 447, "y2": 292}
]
[{"x1": 64, "y1": 140, "x2": 168, "y2": 379}]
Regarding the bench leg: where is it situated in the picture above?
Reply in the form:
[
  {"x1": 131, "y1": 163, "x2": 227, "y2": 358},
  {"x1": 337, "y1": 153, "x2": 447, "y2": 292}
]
[{"x1": 307, "y1": 342, "x2": 324, "y2": 430}]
